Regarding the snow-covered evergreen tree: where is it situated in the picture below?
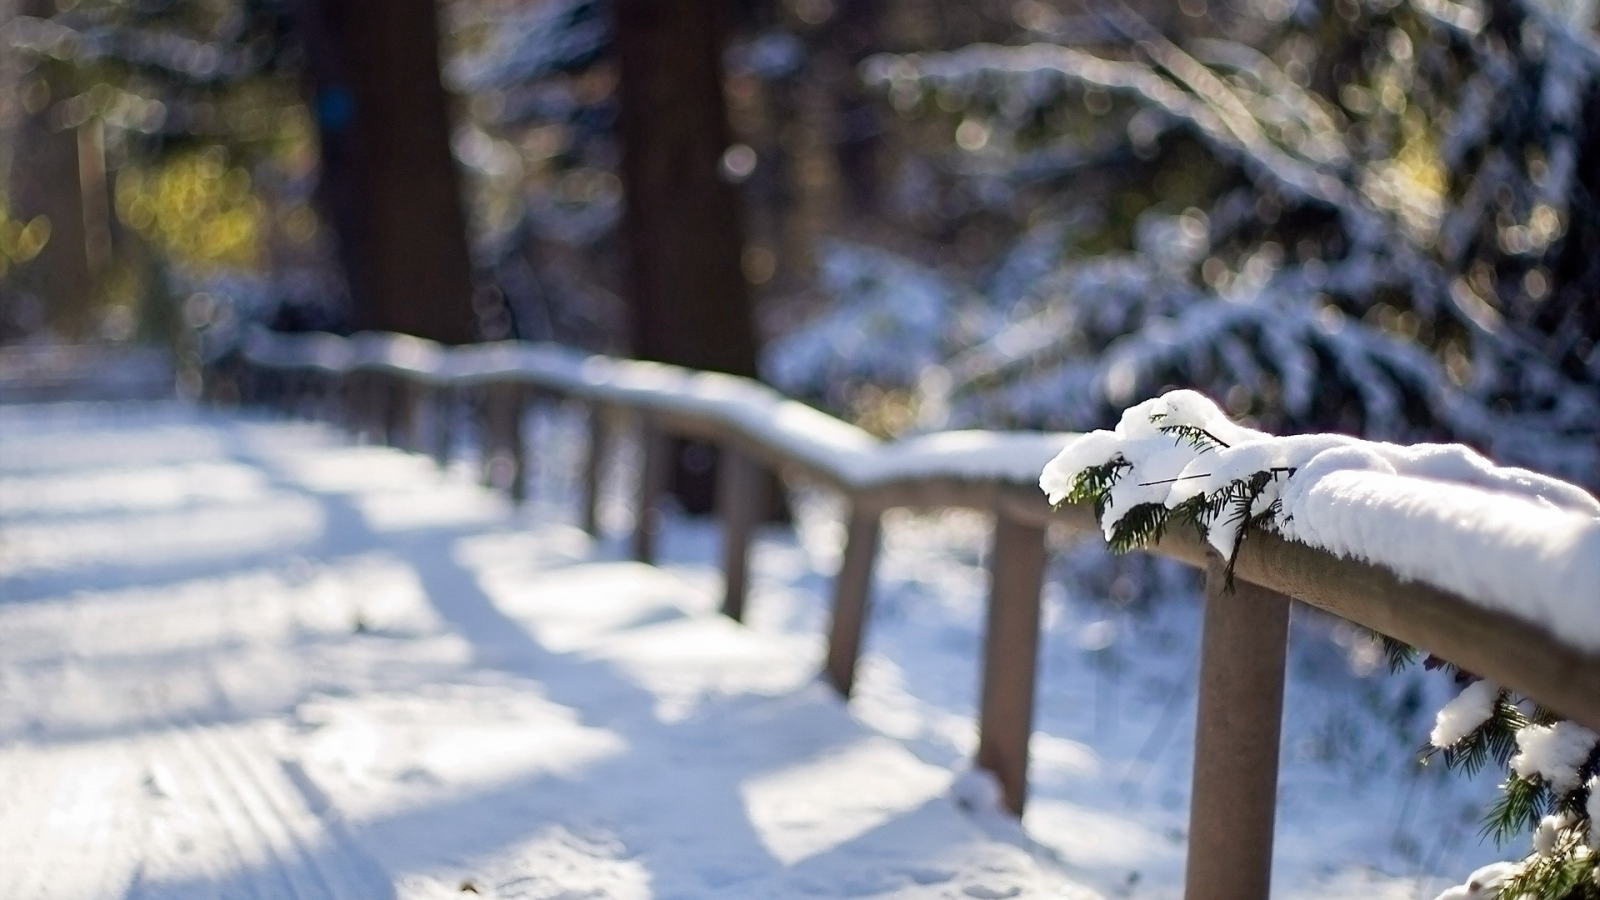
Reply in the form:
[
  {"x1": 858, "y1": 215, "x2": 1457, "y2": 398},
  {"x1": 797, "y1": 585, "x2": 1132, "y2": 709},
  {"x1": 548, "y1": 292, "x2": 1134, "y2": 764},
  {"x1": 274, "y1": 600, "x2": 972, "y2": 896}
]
[{"x1": 765, "y1": 0, "x2": 1600, "y2": 490}]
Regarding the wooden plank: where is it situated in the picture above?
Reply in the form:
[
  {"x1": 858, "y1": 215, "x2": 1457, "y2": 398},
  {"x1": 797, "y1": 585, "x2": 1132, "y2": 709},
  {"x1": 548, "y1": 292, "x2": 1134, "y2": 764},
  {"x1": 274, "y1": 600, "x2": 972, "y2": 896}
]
[
  {"x1": 823, "y1": 506, "x2": 882, "y2": 698},
  {"x1": 853, "y1": 480, "x2": 1000, "y2": 517},
  {"x1": 1229, "y1": 530, "x2": 1600, "y2": 732},
  {"x1": 1184, "y1": 558, "x2": 1291, "y2": 900},
  {"x1": 632, "y1": 420, "x2": 670, "y2": 564},
  {"x1": 975, "y1": 510, "x2": 1048, "y2": 816},
  {"x1": 716, "y1": 445, "x2": 768, "y2": 621},
  {"x1": 581, "y1": 406, "x2": 610, "y2": 537}
]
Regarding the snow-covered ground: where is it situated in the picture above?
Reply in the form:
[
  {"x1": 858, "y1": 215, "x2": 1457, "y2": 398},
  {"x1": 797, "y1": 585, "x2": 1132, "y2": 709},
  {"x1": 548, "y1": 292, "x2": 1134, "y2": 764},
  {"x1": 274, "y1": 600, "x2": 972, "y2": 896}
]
[
  {"x1": 0, "y1": 401, "x2": 1082, "y2": 900},
  {"x1": 0, "y1": 400, "x2": 1508, "y2": 899}
]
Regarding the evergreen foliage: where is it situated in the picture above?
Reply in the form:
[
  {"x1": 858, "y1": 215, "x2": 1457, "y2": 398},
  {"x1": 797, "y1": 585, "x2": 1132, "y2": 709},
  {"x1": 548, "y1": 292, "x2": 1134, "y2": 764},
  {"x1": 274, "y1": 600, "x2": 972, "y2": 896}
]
[{"x1": 810, "y1": 0, "x2": 1600, "y2": 493}]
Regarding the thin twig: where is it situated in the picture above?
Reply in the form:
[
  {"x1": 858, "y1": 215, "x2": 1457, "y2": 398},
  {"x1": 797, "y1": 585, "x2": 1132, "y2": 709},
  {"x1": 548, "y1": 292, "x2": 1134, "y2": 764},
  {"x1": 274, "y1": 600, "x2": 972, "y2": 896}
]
[{"x1": 1137, "y1": 473, "x2": 1214, "y2": 486}]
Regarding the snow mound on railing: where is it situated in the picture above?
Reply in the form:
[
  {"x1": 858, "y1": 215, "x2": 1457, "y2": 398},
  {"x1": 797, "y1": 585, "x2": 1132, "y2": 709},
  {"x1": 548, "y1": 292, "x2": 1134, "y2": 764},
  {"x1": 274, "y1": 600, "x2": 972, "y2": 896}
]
[
  {"x1": 240, "y1": 329, "x2": 1069, "y2": 490},
  {"x1": 1040, "y1": 390, "x2": 1600, "y2": 648}
]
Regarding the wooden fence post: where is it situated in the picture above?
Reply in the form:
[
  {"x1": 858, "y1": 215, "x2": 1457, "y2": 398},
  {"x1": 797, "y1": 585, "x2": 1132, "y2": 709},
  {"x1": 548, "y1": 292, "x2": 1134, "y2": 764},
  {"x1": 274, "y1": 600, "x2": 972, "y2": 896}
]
[
  {"x1": 480, "y1": 384, "x2": 528, "y2": 502},
  {"x1": 358, "y1": 373, "x2": 383, "y2": 442},
  {"x1": 379, "y1": 375, "x2": 407, "y2": 447},
  {"x1": 279, "y1": 370, "x2": 300, "y2": 416},
  {"x1": 1184, "y1": 559, "x2": 1291, "y2": 900},
  {"x1": 823, "y1": 505, "x2": 882, "y2": 697},
  {"x1": 339, "y1": 372, "x2": 363, "y2": 439},
  {"x1": 305, "y1": 371, "x2": 331, "y2": 423},
  {"x1": 976, "y1": 510, "x2": 1048, "y2": 816},
  {"x1": 427, "y1": 386, "x2": 453, "y2": 468},
  {"x1": 581, "y1": 405, "x2": 610, "y2": 537},
  {"x1": 507, "y1": 388, "x2": 528, "y2": 504},
  {"x1": 476, "y1": 387, "x2": 495, "y2": 485},
  {"x1": 367, "y1": 373, "x2": 388, "y2": 442},
  {"x1": 396, "y1": 380, "x2": 425, "y2": 452},
  {"x1": 362, "y1": 373, "x2": 387, "y2": 443},
  {"x1": 716, "y1": 444, "x2": 767, "y2": 621},
  {"x1": 632, "y1": 420, "x2": 670, "y2": 563}
]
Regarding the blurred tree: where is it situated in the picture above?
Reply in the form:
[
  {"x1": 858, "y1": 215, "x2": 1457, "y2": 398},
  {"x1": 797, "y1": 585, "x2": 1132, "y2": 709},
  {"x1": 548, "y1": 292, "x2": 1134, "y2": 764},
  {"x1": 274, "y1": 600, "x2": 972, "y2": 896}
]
[
  {"x1": 822, "y1": 0, "x2": 887, "y2": 215},
  {"x1": 445, "y1": 0, "x2": 624, "y2": 349},
  {"x1": 5, "y1": 0, "x2": 482, "y2": 346},
  {"x1": 613, "y1": 0, "x2": 759, "y2": 511},
  {"x1": 763, "y1": 0, "x2": 1600, "y2": 489},
  {"x1": 5, "y1": 0, "x2": 98, "y2": 340},
  {"x1": 1, "y1": 0, "x2": 324, "y2": 349},
  {"x1": 295, "y1": 0, "x2": 477, "y2": 344}
]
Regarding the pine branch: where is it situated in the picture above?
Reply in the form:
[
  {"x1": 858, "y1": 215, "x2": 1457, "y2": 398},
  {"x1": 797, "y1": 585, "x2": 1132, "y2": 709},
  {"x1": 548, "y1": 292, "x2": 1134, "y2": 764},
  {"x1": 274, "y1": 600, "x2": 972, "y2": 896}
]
[
  {"x1": 1157, "y1": 422, "x2": 1231, "y2": 452},
  {"x1": 1482, "y1": 774, "x2": 1548, "y2": 846},
  {"x1": 1531, "y1": 704, "x2": 1565, "y2": 727},
  {"x1": 1440, "y1": 693, "x2": 1523, "y2": 778},
  {"x1": 1166, "y1": 492, "x2": 1210, "y2": 535},
  {"x1": 1216, "y1": 469, "x2": 1278, "y2": 588},
  {"x1": 1107, "y1": 502, "x2": 1171, "y2": 553},
  {"x1": 1423, "y1": 654, "x2": 1463, "y2": 677},
  {"x1": 1054, "y1": 459, "x2": 1131, "y2": 518},
  {"x1": 1502, "y1": 828, "x2": 1600, "y2": 900},
  {"x1": 1376, "y1": 634, "x2": 1419, "y2": 673}
]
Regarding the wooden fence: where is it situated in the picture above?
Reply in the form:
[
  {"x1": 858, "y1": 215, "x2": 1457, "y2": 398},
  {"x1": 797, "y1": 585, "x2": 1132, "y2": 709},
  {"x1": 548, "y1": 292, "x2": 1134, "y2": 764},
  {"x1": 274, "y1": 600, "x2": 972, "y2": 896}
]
[{"x1": 228, "y1": 329, "x2": 1600, "y2": 900}]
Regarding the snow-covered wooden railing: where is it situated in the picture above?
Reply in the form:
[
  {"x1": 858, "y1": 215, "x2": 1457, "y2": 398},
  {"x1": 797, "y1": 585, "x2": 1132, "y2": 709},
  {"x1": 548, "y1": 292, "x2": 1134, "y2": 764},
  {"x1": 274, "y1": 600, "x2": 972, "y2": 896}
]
[{"x1": 227, "y1": 327, "x2": 1600, "y2": 900}]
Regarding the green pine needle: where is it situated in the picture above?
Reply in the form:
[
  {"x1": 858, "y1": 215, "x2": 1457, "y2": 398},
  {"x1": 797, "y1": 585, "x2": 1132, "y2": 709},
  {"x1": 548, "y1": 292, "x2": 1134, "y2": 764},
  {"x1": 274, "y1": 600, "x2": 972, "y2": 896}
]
[
  {"x1": 1376, "y1": 634, "x2": 1419, "y2": 673},
  {"x1": 1056, "y1": 459, "x2": 1130, "y2": 517},
  {"x1": 1482, "y1": 774, "x2": 1548, "y2": 846},
  {"x1": 1107, "y1": 502, "x2": 1170, "y2": 554},
  {"x1": 1439, "y1": 693, "x2": 1522, "y2": 778},
  {"x1": 1157, "y1": 422, "x2": 1231, "y2": 453},
  {"x1": 1502, "y1": 828, "x2": 1600, "y2": 900}
]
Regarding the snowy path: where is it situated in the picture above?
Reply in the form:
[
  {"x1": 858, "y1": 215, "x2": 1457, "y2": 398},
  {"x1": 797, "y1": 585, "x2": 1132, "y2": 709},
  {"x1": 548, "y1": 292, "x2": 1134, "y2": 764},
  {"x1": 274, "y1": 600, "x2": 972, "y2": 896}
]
[{"x1": 0, "y1": 403, "x2": 1086, "y2": 900}]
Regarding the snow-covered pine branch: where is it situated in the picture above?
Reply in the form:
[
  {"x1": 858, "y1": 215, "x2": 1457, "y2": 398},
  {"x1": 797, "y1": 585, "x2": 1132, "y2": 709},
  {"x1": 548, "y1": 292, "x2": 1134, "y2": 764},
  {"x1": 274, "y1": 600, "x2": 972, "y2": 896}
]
[
  {"x1": 1038, "y1": 389, "x2": 1600, "y2": 634},
  {"x1": 1042, "y1": 389, "x2": 1600, "y2": 899}
]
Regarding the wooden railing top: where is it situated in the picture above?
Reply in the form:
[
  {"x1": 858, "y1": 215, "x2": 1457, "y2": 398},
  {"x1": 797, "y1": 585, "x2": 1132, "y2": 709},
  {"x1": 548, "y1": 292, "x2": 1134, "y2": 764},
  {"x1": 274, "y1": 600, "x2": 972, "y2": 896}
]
[
  {"x1": 242, "y1": 328, "x2": 1071, "y2": 493},
  {"x1": 240, "y1": 327, "x2": 1600, "y2": 731}
]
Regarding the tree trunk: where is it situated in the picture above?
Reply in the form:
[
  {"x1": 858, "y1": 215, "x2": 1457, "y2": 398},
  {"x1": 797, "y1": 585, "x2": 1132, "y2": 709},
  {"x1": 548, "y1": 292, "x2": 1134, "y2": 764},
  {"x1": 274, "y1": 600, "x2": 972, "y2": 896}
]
[
  {"x1": 828, "y1": 0, "x2": 884, "y2": 216},
  {"x1": 613, "y1": 0, "x2": 759, "y2": 513},
  {"x1": 6, "y1": 0, "x2": 97, "y2": 341},
  {"x1": 294, "y1": 0, "x2": 477, "y2": 345}
]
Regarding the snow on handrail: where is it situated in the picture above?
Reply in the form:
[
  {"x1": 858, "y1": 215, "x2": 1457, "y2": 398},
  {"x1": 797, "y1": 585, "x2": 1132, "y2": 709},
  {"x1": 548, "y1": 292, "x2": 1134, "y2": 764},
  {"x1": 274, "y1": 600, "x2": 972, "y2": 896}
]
[
  {"x1": 241, "y1": 328, "x2": 1069, "y2": 491},
  {"x1": 1039, "y1": 389, "x2": 1600, "y2": 653},
  {"x1": 240, "y1": 329, "x2": 1600, "y2": 700}
]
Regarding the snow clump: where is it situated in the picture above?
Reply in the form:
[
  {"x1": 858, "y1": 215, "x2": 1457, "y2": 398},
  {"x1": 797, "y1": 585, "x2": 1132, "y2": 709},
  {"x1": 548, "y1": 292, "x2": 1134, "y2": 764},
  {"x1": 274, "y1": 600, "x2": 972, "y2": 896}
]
[
  {"x1": 1588, "y1": 776, "x2": 1600, "y2": 851},
  {"x1": 1430, "y1": 680, "x2": 1501, "y2": 749},
  {"x1": 1534, "y1": 811, "x2": 1576, "y2": 856},
  {"x1": 1428, "y1": 861, "x2": 1521, "y2": 900},
  {"x1": 1511, "y1": 722, "x2": 1600, "y2": 792}
]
